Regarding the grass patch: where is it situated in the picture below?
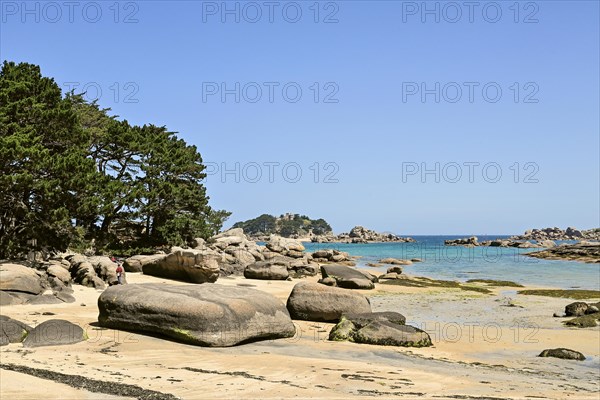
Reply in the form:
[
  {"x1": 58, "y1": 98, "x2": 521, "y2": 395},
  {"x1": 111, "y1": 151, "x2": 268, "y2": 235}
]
[
  {"x1": 380, "y1": 277, "x2": 491, "y2": 294},
  {"x1": 518, "y1": 289, "x2": 600, "y2": 300},
  {"x1": 466, "y1": 279, "x2": 524, "y2": 288},
  {"x1": 564, "y1": 313, "x2": 600, "y2": 328}
]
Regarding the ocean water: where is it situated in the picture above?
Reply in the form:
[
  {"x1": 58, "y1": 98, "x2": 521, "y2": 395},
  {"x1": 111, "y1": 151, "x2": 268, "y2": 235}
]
[{"x1": 303, "y1": 236, "x2": 600, "y2": 290}]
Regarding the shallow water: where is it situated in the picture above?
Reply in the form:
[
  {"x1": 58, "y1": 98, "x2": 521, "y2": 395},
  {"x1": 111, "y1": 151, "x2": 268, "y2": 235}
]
[{"x1": 304, "y1": 236, "x2": 600, "y2": 290}]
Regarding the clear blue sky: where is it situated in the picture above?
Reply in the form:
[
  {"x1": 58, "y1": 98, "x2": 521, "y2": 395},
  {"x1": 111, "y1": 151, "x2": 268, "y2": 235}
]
[{"x1": 2, "y1": 1, "x2": 599, "y2": 234}]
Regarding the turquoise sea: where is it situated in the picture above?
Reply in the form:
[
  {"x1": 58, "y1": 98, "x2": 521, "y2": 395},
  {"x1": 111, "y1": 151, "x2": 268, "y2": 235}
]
[{"x1": 303, "y1": 236, "x2": 600, "y2": 290}]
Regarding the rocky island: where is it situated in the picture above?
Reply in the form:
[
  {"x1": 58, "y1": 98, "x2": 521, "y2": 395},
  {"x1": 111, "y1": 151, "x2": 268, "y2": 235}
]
[{"x1": 311, "y1": 225, "x2": 415, "y2": 244}]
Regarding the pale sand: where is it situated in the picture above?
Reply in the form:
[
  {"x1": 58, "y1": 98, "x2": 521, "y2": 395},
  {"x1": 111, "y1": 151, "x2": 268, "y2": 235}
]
[{"x1": 1, "y1": 272, "x2": 599, "y2": 399}]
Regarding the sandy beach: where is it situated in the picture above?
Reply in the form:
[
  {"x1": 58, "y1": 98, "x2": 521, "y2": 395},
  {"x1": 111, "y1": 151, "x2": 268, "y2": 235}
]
[{"x1": 1, "y1": 271, "x2": 599, "y2": 400}]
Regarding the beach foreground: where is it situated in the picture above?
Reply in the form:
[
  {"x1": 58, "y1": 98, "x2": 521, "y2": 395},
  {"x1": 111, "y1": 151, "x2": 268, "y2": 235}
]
[{"x1": 1, "y1": 272, "x2": 599, "y2": 400}]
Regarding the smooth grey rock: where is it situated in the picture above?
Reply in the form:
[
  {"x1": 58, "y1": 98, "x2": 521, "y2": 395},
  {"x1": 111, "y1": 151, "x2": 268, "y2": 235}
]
[
  {"x1": 244, "y1": 261, "x2": 289, "y2": 280},
  {"x1": 320, "y1": 265, "x2": 375, "y2": 290},
  {"x1": 539, "y1": 348, "x2": 585, "y2": 361},
  {"x1": 329, "y1": 312, "x2": 431, "y2": 347},
  {"x1": 286, "y1": 282, "x2": 371, "y2": 322},
  {"x1": 142, "y1": 249, "x2": 219, "y2": 284},
  {"x1": 23, "y1": 319, "x2": 86, "y2": 348},
  {"x1": 0, "y1": 263, "x2": 44, "y2": 295},
  {"x1": 0, "y1": 315, "x2": 32, "y2": 345},
  {"x1": 98, "y1": 283, "x2": 295, "y2": 347}
]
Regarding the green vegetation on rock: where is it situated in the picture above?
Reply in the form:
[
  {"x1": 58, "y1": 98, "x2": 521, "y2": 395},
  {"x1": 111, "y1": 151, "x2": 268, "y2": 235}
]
[
  {"x1": 466, "y1": 279, "x2": 524, "y2": 288},
  {"x1": 517, "y1": 289, "x2": 600, "y2": 300},
  {"x1": 380, "y1": 277, "x2": 491, "y2": 294},
  {"x1": 564, "y1": 313, "x2": 600, "y2": 328}
]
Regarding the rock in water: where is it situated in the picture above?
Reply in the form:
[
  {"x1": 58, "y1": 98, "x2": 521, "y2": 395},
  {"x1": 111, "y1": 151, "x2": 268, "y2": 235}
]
[
  {"x1": 244, "y1": 261, "x2": 289, "y2": 280},
  {"x1": 320, "y1": 265, "x2": 375, "y2": 290},
  {"x1": 0, "y1": 316, "x2": 32, "y2": 346},
  {"x1": 142, "y1": 249, "x2": 220, "y2": 283},
  {"x1": 98, "y1": 283, "x2": 295, "y2": 347},
  {"x1": 329, "y1": 312, "x2": 431, "y2": 347},
  {"x1": 538, "y1": 348, "x2": 586, "y2": 361},
  {"x1": 286, "y1": 282, "x2": 371, "y2": 322},
  {"x1": 0, "y1": 263, "x2": 44, "y2": 295},
  {"x1": 22, "y1": 319, "x2": 86, "y2": 348}
]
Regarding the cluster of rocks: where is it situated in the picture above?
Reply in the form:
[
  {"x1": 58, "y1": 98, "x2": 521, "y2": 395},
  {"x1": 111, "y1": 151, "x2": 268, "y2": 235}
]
[
  {"x1": 378, "y1": 266, "x2": 405, "y2": 280},
  {"x1": 526, "y1": 242, "x2": 600, "y2": 264},
  {"x1": 0, "y1": 316, "x2": 86, "y2": 347},
  {"x1": 312, "y1": 226, "x2": 415, "y2": 244},
  {"x1": 444, "y1": 236, "x2": 556, "y2": 249},
  {"x1": 329, "y1": 312, "x2": 432, "y2": 347},
  {"x1": 510, "y1": 227, "x2": 589, "y2": 241},
  {"x1": 552, "y1": 300, "x2": 600, "y2": 328},
  {"x1": 123, "y1": 229, "x2": 361, "y2": 283},
  {"x1": 563, "y1": 301, "x2": 600, "y2": 317},
  {"x1": 1, "y1": 255, "x2": 127, "y2": 306},
  {"x1": 311, "y1": 249, "x2": 353, "y2": 264},
  {"x1": 287, "y1": 281, "x2": 432, "y2": 347},
  {"x1": 96, "y1": 262, "x2": 431, "y2": 348}
]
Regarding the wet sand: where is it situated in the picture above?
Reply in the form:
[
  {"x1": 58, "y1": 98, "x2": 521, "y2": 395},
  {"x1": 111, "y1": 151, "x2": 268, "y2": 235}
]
[{"x1": 1, "y1": 272, "x2": 599, "y2": 399}]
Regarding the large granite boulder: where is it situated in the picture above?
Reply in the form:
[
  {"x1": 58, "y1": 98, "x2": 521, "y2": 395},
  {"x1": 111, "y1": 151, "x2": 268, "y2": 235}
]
[
  {"x1": 98, "y1": 283, "x2": 295, "y2": 347},
  {"x1": 539, "y1": 348, "x2": 585, "y2": 361},
  {"x1": 320, "y1": 265, "x2": 375, "y2": 290},
  {"x1": 329, "y1": 312, "x2": 432, "y2": 347},
  {"x1": 46, "y1": 265, "x2": 71, "y2": 285},
  {"x1": 123, "y1": 254, "x2": 164, "y2": 273},
  {"x1": 266, "y1": 235, "x2": 305, "y2": 256},
  {"x1": 66, "y1": 256, "x2": 105, "y2": 289},
  {"x1": 565, "y1": 302, "x2": 589, "y2": 317},
  {"x1": 88, "y1": 256, "x2": 123, "y2": 285},
  {"x1": 0, "y1": 316, "x2": 32, "y2": 346},
  {"x1": 23, "y1": 319, "x2": 86, "y2": 348},
  {"x1": 142, "y1": 249, "x2": 220, "y2": 283},
  {"x1": 0, "y1": 263, "x2": 44, "y2": 295},
  {"x1": 244, "y1": 261, "x2": 289, "y2": 280},
  {"x1": 286, "y1": 282, "x2": 371, "y2": 322}
]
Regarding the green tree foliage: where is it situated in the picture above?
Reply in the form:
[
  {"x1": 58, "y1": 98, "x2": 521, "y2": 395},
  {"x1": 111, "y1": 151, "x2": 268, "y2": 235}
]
[
  {"x1": 0, "y1": 61, "x2": 95, "y2": 257},
  {"x1": 0, "y1": 61, "x2": 229, "y2": 258},
  {"x1": 233, "y1": 214, "x2": 332, "y2": 237}
]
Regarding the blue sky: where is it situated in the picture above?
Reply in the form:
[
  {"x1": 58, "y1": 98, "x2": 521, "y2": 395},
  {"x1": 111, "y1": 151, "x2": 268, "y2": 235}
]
[{"x1": 2, "y1": 0, "x2": 599, "y2": 234}]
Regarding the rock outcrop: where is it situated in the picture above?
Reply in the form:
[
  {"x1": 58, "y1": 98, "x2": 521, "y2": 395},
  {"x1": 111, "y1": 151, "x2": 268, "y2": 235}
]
[
  {"x1": 444, "y1": 237, "x2": 479, "y2": 247},
  {"x1": 98, "y1": 283, "x2": 296, "y2": 347},
  {"x1": 329, "y1": 312, "x2": 432, "y2": 347},
  {"x1": 311, "y1": 249, "x2": 353, "y2": 264},
  {"x1": 244, "y1": 261, "x2": 289, "y2": 280},
  {"x1": 526, "y1": 242, "x2": 600, "y2": 264},
  {"x1": 0, "y1": 263, "x2": 44, "y2": 295},
  {"x1": 538, "y1": 348, "x2": 585, "y2": 361},
  {"x1": 22, "y1": 319, "x2": 86, "y2": 348},
  {"x1": 312, "y1": 226, "x2": 414, "y2": 244},
  {"x1": 0, "y1": 315, "x2": 32, "y2": 346},
  {"x1": 123, "y1": 254, "x2": 164, "y2": 273},
  {"x1": 0, "y1": 262, "x2": 75, "y2": 305},
  {"x1": 319, "y1": 265, "x2": 375, "y2": 290},
  {"x1": 286, "y1": 282, "x2": 371, "y2": 322},
  {"x1": 142, "y1": 248, "x2": 220, "y2": 284},
  {"x1": 510, "y1": 227, "x2": 596, "y2": 241},
  {"x1": 380, "y1": 258, "x2": 412, "y2": 266},
  {"x1": 445, "y1": 237, "x2": 559, "y2": 249}
]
